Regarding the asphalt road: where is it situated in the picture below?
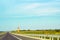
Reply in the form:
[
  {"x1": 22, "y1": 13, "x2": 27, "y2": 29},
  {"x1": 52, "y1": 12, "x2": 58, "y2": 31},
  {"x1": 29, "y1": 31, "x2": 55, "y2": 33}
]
[
  {"x1": 0, "y1": 32, "x2": 19, "y2": 40},
  {"x1": 0, "y1": 32, "x2": 40, "y2": 40}
]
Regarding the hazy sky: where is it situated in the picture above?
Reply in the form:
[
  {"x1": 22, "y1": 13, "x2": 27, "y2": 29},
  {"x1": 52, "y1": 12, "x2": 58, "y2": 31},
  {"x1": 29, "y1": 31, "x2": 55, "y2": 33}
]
[{"x1": 0, "y1": 0, "x2": 60, "y2": 31}]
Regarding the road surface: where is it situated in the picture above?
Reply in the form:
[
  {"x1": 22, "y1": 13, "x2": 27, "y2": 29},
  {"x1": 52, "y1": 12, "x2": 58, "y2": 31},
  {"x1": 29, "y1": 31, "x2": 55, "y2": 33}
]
[{"x1": 0, "y1": 32, "x2": 39, "y2": 40}]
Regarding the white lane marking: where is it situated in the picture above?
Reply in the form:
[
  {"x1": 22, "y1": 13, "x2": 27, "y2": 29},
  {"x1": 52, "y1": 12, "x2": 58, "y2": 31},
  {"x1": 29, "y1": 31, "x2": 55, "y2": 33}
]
[{"x1": 10, "y1": 34, "x2": 22, "y2": 40}]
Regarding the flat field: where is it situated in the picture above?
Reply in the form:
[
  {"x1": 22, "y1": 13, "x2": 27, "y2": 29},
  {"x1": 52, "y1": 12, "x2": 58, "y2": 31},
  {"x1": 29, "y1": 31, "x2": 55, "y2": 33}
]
[{"x1": 11, "y1": 30, "x2": 60, "y2": 34}]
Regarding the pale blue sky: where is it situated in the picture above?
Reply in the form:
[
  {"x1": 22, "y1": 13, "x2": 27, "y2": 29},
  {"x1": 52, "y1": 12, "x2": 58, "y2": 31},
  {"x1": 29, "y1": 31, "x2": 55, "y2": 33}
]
[{"x1": 0, "y1": 0, "x2": 60, "y2": 31}]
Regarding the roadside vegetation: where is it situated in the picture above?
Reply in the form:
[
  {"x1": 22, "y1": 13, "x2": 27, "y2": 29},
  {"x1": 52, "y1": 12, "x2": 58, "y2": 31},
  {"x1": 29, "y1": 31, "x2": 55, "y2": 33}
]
[
  {"x1": 11, "y1": 29, "x2": 60, "y2": 34},
  {"x1": 0, "y1": 31, "x2": 6, "y2": 34}
]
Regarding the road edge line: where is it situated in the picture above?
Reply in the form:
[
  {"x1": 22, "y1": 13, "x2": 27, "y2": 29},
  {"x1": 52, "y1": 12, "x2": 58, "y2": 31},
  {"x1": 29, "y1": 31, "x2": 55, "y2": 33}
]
[
  {"x1": 10, "y1": 34, "x2": 22, "y2": 40},
  {"x1": 12, "y1": 33, "x2": 41, "y2": 40}
]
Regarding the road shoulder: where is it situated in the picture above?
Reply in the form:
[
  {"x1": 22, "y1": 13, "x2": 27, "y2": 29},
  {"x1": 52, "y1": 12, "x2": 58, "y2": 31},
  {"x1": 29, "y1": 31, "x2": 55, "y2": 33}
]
[{"x1": 12, "y1": 33, "x2": 41, "y2": 40}]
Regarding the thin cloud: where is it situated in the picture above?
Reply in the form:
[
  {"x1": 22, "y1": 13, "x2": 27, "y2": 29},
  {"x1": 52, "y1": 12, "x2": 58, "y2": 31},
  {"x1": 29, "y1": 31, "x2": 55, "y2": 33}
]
[
  {"x1": 1, "y1": 0, "x2": 60, "y2": 17},
  {"x1": 22, "y1": 4, "x2": 39, "y2": 9}
]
